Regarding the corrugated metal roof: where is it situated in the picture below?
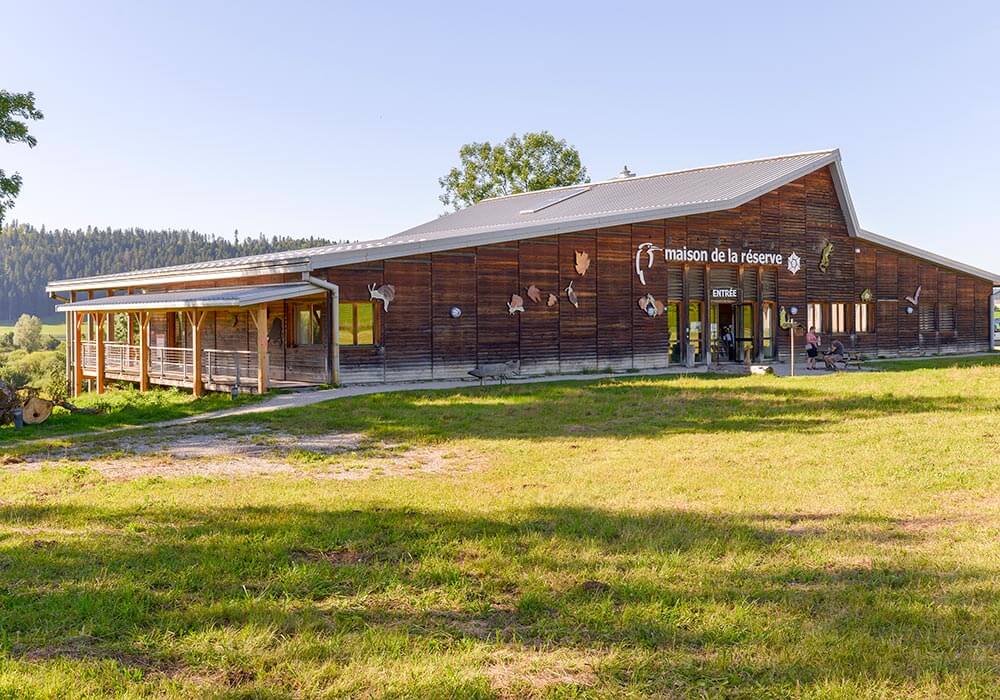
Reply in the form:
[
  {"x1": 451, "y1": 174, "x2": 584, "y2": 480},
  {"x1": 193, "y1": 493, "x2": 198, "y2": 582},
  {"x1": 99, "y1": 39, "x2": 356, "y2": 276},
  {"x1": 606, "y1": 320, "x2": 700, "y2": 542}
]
[
  {"x1": 390, "y1": 150, "x2": 842, "y2": 242},
  {"x1": 55, "y1": 283, "x2": 322, "y2": 312}
]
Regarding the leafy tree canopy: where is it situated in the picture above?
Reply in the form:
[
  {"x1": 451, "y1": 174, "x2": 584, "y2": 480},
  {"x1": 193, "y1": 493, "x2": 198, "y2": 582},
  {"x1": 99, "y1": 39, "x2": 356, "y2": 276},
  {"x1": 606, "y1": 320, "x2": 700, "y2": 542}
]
[
  {"x1": 13, "y1": 313, "x2": 43, "y2": 352},
  {"x1": 0, "y1": 90, "x2": 44, "y2": 225},
  {"x1": 438, "y1": 131, "x2": 588, "y2": 210}
]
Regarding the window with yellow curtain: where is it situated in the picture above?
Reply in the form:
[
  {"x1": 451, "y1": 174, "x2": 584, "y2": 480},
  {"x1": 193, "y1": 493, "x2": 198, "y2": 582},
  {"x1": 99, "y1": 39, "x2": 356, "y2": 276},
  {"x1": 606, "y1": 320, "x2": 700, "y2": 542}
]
[{"x1": 338, "y1": 301, "x2": 379, "y2": 346}]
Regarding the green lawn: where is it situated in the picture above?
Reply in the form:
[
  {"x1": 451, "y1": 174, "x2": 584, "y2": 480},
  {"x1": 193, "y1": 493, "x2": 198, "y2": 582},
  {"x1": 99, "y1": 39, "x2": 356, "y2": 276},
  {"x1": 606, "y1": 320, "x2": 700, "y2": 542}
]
[
  {"x1": 0, "y1": 386, "x2": 261, "y2": 445},
  {"x1": 2, "y1": 364, "x2": 1000, "y2": 698}
]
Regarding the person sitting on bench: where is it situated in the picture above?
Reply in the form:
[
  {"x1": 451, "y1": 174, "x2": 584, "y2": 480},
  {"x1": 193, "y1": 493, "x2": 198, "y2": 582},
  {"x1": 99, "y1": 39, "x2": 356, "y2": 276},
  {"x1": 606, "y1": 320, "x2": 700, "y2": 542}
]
[{"x1": 823, "y1": 339, "x2": 846, "y2": 370}]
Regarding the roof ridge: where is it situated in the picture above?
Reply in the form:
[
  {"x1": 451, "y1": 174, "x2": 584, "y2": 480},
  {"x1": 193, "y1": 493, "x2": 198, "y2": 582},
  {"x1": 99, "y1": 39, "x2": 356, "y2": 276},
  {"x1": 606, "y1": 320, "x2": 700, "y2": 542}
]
[{"x1": 477, "y1": 148, "x2": 839, "y2": 203}]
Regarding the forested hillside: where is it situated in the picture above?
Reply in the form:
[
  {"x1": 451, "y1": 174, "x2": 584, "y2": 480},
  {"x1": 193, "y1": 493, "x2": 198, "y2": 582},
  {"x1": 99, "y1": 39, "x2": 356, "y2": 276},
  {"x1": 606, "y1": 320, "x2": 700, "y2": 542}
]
[{"x1": 0, "y1": 222, "x2": 343, "y2": 319}]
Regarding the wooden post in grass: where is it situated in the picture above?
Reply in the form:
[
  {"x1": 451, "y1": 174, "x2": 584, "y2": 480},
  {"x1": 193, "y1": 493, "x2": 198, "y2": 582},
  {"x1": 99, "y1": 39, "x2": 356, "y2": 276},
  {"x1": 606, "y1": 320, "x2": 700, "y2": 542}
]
[
  {"x1": 73, "y1": 311, "x2": 85, "y2": 397},
  {"x1": 95, "y1": 312, "x2": 106, "y2": 394},
  {"x1": 188, "y1": 310, "x2": 207, "y2": 397},
  {"x1": 790, "y1": 325, "x2": 795, "y2": 377},
  {"x1": 138, "y1": 311, "x2": 150, "y2": 392},
  {"x1": 250, "y1": 305, "x2": 269, "y2": 394}
]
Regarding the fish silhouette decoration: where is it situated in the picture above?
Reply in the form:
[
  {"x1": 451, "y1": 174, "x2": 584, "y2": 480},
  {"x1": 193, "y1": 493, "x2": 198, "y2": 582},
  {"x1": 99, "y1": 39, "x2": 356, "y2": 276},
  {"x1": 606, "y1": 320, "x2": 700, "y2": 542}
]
[
  {"x1": 565, "y1": 281, "x2": 579, "y2": 308},
  {"x1": 507, "y1": 294, "x2": 525, "y2": 315},
  {"x1": 368, "y1": 283, "x2": 396, "y2": 311},
  {"x1": 526, "y1": 285, "x2": 542, "y2": 304},
  {"x1": 905, "y1": 286, "x2": 922, "y2": 306},
  {"x1": 860, "y1": 288, "x2": 873, "y2": 303},
  {"x1": 546, "y1": 293, "x2": 558, "y2": 308},
  {"x1": 819, "y1": 241, "x2": 833, "y2": 273},
  {"x1": 575, "y1": 250, "x2": 591, "y2": 276}
]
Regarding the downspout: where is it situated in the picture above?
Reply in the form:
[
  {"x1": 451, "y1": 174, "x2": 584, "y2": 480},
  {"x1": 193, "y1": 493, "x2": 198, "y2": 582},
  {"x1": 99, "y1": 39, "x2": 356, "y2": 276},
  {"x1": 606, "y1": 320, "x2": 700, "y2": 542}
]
[{"x1": 302, "y1": 273, "x2": 340, "y2": 385}]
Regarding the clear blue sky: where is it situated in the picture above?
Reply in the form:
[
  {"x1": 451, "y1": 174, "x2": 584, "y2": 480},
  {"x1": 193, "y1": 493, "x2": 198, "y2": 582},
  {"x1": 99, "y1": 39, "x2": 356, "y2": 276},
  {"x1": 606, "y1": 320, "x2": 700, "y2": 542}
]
[{"x1": 5, "y1": 1, "x2": 999, "y2": 273}]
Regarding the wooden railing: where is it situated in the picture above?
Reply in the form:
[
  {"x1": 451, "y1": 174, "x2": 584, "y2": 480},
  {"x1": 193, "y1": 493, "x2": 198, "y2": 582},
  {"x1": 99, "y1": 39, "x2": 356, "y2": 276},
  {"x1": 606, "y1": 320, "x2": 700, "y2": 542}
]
[{"x1": 79, "y1": 342, "x2": 258, "y2": 386}]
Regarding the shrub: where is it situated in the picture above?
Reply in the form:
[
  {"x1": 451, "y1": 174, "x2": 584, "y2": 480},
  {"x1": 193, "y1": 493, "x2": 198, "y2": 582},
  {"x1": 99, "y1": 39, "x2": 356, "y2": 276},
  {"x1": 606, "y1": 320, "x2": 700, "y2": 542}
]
[{"x1": 13, "y1": 314, "x2": 43, "y2": 352}]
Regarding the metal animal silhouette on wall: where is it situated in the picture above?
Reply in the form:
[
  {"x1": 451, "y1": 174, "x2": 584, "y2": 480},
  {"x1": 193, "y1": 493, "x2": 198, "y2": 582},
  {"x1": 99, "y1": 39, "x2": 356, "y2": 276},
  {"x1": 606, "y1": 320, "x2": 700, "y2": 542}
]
[
  {"x1": 368, "y1": 283, "x2": 396, "y2": 311},
  {"x1": 546, "y1": 293, "x2": 558, "y2": 307},
  {"x1": 819, "y1": 241, "x2": 833, "y2": 273},
  {"x1": 637, "y1": 293, "x2": 664, "y2": 317},
  {"x1": 575, "y1": 250, "x2": 591, "y2": 276},
  {"x1": 507, "y1": 294, "x2": 525, "y2": 315},
  {"x1": 905, "y1": 286, "x2": 922, "y2": 306},
  {"x1": 525, "y1": 285, "x2": 542, "y2": 304},
  {"x1": 565, "y1": 281, "x2": 579, "y2": 308},
  {"x1": 861, "y1": 288, "x2": 873, "y2": 303},
  {"x1": 634, "y1": 242, "x2": 662, "y2": 286}
]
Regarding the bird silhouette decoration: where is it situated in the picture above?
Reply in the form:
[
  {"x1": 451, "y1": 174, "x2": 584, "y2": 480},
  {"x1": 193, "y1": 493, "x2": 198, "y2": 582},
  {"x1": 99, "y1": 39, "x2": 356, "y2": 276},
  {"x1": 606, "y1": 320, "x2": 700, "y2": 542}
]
[
  {"x1": 905, "y1": 286, "x2": 922, "y2": 306},
  {"x1": 565, "y1": 281, "x2": 579, "y2": 308}
]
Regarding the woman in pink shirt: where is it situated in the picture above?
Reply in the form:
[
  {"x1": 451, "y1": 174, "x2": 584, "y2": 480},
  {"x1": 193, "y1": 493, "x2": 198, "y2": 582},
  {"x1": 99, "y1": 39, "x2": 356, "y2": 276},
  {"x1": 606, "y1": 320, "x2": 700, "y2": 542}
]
[{"x1": 805, "y1": 326, "x2": 820, "y2": 370}]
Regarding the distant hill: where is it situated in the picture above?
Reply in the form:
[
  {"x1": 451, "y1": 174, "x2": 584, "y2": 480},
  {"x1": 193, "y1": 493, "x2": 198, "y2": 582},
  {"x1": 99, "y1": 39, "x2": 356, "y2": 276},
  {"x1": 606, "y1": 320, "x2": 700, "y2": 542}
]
[{"x1": 0, "y1": 222, "x2": 344, "y2": 320}]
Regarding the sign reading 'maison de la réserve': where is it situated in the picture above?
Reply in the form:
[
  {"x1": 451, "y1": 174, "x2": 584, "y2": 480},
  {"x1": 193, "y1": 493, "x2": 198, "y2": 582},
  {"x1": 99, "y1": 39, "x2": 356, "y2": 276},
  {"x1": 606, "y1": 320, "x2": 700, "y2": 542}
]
[{"x1": 635, "y1": 242, "x2": 789, "y2": 285}]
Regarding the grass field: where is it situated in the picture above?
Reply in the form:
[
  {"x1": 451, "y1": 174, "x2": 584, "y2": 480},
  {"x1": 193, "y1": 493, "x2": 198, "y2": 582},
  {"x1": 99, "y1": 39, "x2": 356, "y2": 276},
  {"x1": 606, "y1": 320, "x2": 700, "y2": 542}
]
[
  {"x1": 0, "y1": 386, "x2": 262, "y2": 445},
  {"x1": 0, "y1": 314, "x2": 65, "y2": 339},
  {"x1": 2, "y1": 361, "x2": 1000, "y2": 697}
]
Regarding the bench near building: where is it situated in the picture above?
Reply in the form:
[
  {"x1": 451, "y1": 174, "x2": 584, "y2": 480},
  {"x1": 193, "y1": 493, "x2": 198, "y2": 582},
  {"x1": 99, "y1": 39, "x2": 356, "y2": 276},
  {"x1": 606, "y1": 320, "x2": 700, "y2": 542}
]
[{"x1": 47, "y1": 149, "x2": 1000, "y2": 396}]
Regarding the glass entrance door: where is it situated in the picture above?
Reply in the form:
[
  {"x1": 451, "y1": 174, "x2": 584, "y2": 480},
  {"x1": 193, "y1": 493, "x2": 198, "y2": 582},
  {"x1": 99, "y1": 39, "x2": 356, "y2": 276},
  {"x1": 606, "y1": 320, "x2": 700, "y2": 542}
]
[
  {"x1": 736, "y1": 303, "x2": 754, "y2": 361},
  {"x1": 761, "y1": 303, "x2": 776, "y2": 360}
]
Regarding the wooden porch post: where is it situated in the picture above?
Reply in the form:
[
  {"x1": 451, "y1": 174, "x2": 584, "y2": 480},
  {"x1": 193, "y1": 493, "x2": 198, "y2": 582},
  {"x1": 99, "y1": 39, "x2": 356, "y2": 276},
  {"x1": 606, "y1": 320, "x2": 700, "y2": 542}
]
[
  {"x1": 138, "y1": 311, "x2": 150, "y2": 392},
  {"x1": 95, "y1": 312, "x2": 107, "y2": 394},
  {"x1": 252, "y1": 305, "x2": 269, "y2": 394},
  {"x1": 187, "y1": 310, "x2": 207, "y2": 397},
  {"x1": 73, "y1": 311, "x2": 85, "y2": 397}
]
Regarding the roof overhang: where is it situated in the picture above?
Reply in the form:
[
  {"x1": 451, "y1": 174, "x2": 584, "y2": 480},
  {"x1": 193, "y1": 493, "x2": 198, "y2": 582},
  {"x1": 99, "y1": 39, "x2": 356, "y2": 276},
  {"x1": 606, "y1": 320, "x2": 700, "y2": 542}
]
[
  {"x1": 858, "y1": 229, "x2": 1000, "y2": 285},
  {"x1": 54, "y1": 283, "x2": 323, "y2": 313},
  {"x1": 46, "y1": 259, "x2": 313, "y2": 294}
]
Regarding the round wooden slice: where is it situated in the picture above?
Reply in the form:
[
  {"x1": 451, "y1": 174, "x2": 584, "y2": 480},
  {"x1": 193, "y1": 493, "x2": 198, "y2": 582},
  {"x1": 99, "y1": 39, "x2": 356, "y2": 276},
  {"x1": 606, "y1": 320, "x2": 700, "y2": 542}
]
[{"x1": 22, "y1": 397, "x2": 53, "y2": 424}]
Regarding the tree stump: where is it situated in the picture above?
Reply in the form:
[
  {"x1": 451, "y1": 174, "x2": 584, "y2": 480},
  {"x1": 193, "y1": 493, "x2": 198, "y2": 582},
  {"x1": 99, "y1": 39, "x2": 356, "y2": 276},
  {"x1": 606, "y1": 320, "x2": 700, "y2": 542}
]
[{"x1": 22, "y1": 397, "x2": 54, "y2": 424}]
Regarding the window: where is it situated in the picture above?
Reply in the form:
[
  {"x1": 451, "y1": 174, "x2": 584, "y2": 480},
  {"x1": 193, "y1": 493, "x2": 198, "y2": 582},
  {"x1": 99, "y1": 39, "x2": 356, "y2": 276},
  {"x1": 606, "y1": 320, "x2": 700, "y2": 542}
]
[
  {"x1": 855, "y1": 303, "x2": 872, "y2": 333},
  {"x1": 687, "y1": 302, "x2": 703, "y2": 363},
  {"x1": 830, "y1": 303, "x2": 847, "y2": 334},
  {"x1": 762, "y1": 303, "x2": 776, "y2": 359},
  {"x1": 938, "y1": 303, "x2": 956, "y2": 334},
  {"x1": 807, "y1": 303, "x2": 823, "y2": 333},
  {"x1": 338, "y1": 301, "x2": 379, "y2": 346},
  {"x1": 666, "y1": 303, "x2": 681, "y2": 364},
  {"x1": 294, "y1": 303, "x2": 324, "y2": 346},
  {"x1": 919, "y1": 305, "x2": 935, "y2": 333}
]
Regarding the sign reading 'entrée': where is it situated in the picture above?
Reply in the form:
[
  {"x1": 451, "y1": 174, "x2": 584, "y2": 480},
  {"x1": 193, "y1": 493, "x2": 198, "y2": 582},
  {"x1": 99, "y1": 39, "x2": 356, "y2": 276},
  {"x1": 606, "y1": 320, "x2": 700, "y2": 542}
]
[{"x1": 635, "y1": 242, "x2": 788, "y2": 285}]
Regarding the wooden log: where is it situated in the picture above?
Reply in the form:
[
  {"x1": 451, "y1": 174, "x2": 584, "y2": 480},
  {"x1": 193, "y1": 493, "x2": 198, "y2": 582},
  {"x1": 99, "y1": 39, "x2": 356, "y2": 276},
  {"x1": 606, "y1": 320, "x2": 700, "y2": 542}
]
[{"x1": 22, "y1": 397, "x2": 53, "y2": 424}]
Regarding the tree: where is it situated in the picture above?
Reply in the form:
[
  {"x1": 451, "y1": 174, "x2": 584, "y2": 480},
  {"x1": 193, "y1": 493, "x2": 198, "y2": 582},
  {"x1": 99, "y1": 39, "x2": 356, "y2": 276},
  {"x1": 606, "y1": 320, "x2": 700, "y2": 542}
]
[
  {"x1": 438, "y1": 131, "x2": 588, "y2": 210},
  {"x1": 0, "y1": 90, "x2": 44, "y2": 225},
  {"x1": 13, "y1": 313, "x2": 43, "y2": 351}
]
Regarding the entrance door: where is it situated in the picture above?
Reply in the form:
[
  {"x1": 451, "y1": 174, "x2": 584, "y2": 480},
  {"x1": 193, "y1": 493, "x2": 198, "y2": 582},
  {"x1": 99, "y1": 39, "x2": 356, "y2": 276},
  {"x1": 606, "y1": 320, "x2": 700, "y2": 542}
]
[
  {"x1": 736, "y1": 303, "x2": 754, "y2": 362},
  {"x1": 710, "y1": 303, "x2": 737, "y2": 363}
]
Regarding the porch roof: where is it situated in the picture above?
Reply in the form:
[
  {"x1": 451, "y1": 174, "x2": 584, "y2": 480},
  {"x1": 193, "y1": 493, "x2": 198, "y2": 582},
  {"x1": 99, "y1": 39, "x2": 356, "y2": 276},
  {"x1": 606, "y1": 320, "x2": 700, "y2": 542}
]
[{"x1": 55, "y1": 282, "x2": 323, "y2": 312}]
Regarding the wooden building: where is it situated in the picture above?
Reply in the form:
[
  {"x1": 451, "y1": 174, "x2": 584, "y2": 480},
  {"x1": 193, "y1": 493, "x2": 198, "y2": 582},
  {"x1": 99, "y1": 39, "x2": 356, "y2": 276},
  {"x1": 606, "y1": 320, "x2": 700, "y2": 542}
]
[{"x1": 47, "y1": 150, "x2": 999, "y2": 395}]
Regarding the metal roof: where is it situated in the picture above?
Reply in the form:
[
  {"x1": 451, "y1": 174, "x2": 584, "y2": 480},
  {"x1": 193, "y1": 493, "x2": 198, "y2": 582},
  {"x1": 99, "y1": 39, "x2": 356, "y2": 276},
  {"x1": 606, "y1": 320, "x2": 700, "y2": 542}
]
[
  {"x1": 44, "y1": 148, "x2": 998, "y2": 290},
  {"x1": 389, "y1": 150, "x2": 853, "y2": 242},
  {"x1": 54, "y1": 283, "x2": 322, "y2": 312},
  {"x1": 857, "y1": 229, "x2": 1000, "y2": 285}
]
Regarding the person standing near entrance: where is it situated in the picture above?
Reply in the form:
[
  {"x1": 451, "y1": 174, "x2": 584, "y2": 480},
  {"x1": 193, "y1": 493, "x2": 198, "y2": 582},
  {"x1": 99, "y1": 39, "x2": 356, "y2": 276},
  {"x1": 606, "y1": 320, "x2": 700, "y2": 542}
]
[{"x1": 805, "y1": 326, "x2": 820, "y2": 370}]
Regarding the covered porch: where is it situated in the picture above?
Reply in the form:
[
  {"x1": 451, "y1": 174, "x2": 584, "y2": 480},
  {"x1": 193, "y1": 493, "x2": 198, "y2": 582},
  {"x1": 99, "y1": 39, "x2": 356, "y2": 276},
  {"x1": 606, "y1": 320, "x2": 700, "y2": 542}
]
[{"x1": 56, "y1": 282, "x2": 340, "y2": 397}]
